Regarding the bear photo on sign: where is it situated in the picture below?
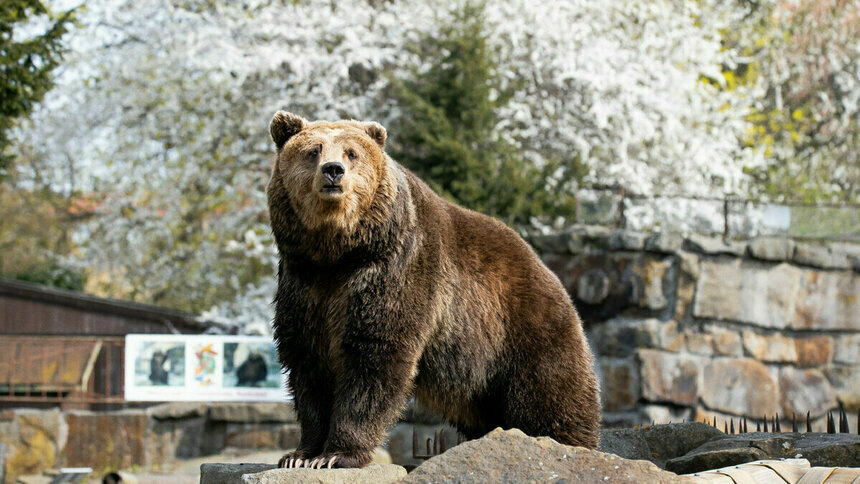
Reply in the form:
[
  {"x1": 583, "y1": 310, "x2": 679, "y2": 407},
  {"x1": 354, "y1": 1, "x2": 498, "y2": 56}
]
[{"x1": 266, "y1": 112, "x2": 600, "y2": 469}]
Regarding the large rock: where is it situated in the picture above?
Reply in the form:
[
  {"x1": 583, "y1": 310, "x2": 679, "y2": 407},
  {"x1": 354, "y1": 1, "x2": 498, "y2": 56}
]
[
  {"x1": 700, "y1": 359, "x2": 779, "y2": 417},
  {"x1": 695, "y1": 259, "x2": 859, "y2": 331},
  {"x1": 793, "y1": 269, "x2": 860, "y2": 330},
  {"x1": 674, "y1": 251, "x2": 700, "y2": 320},
  {"x1": 598, "y1": 357, "x2": 640, "y2": 412},
  {"x1": 665, "y1": 432, "x2": 860, "y2": 474},
  {"x1": 628, "y1": 256, "x2": 673, "y2": 310},
  {"x1": 693, "y1": 260, "x2": 801, "y2": 329},
  {"x1": 208, "y1": 403, "x2": 296, "y2": 423},
  {"x1": 638, "y1": 349, "x2": 701, "y2": 406},
  {"x1": 794, "y1": 243, "x2": 852, "y2": 270},
  {"x1": 792, "y1": 434, "x2": 860, "y2": 467},
  {"x1": 599, "y1": 423, "x2": 724, "y2": 467},
  {"x1": 705, "y1": 324, "x2": 743, "y2": 357},
  {"x1": 240, "y1": 464, "x2": 406, "y2": 484},
  {"x1": 742, "y1": 331, "x2": 797, "y2": 363},
  {"x1": 402, "y1": 428, "x2": 696, "y2": 483},
  {"x1": 748, "y1": 237, "x2": 796, "y2": 261},
  {"x1": 683, "y1": 234, "x2": 746, "y2": 256},
  {"x1": 824, "y1": 366, "x2": 860, "y2": 411},
  {"x1": 589, "y1": 318, "x2": 659, "y2": 357},
  {"x1": 645, "y1": 231, "x2": 684, "y2": 254},
  {"x1": 794, "y1": 336, "x2": 833, "y2": 367},
  {"x1": 666, "y1": 446, "x2": 770, "y2": 474},
  {"x1": 833, "y1": 335, "x2": 860, "y2": 365},
  {"x1": 779, "y1": 367, "x2": 837, "y2": 419},
  {"x1": 608, "y1": 229, "x2": 649, "y2": 251},
  {"x1": 65, "y1": 410, "x2": 148, "y2": 473},
  {"x1": 146, "y1": 414, "x2": 207, "y2": 470},
  {"x1": 200, "y1": 463, "x2": 277, "y2": 484},
  {"x1": 0, "y1": 409, "x2": 66, "y2": 483},
  {"x1": 147, "y1": 402, "x2": 209, "y2": 420}
]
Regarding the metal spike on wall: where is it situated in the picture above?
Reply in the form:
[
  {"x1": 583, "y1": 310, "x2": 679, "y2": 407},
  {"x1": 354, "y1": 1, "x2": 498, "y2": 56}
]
[
  {"x1": 807, "y1": 411, "x2": 812, "y2": 433},
  {"x1": 775, "y1": 413, "x2": 781, "y2": 433},
  {"x1": 724, "y1": 421, "x2": 728, "y2": 433},
  {"x1": 827, "y1": 412, "x2": 835, "y2": 434},
  {"x1": 792, "y1": 412, "x2": 798, "y2": 433},
  {"x1": 743, "y1": 417, "x2": 748, "y2": 434},
  {"x1": 763, "y1": 415, "x2": 769, "y2": 433},
  {"x1": 730, "y1": 419, "x2": 734, "y2": 435},
  {"x1": 839, "y1": 408, "x2": 849, "y2": 433},
  {"x1": 756, "y1": 421, "x2": 761, "y2": 432}
]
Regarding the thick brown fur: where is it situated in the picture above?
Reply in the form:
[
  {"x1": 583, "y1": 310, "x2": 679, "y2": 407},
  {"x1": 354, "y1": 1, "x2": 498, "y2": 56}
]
[{"x1": 267, "y1": 112, "x2": 601, "y2": 469}]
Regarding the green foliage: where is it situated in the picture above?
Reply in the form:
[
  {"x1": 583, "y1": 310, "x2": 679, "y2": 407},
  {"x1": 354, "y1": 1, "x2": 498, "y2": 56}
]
[
  {"x1": 10, "y1": 263, "x2": 86, "y2": 291},
  {"x1": 0, "y1": 0, "x2": 74, "y2": 176},
  {"x1": 707, "y1": 0, "x2": 860, "y2": 203},
  {"x1": 389, "y1": 1, "x2": 580, "y2": 226},
  {"x1": 0, "y1": 184, "x2": 87, "y2": 291}
]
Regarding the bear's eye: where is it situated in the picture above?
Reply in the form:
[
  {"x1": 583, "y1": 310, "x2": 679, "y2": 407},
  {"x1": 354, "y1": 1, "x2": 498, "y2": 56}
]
[
  {"x1": 346, "y1": 149, "x2": 358, "y2": 161},
  {"x1": 309, "y1": 145, "x2": 322, "y2": 158}
]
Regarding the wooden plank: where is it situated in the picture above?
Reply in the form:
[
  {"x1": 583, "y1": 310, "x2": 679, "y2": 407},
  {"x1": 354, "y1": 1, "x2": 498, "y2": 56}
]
[
  {"x1": 79, "y1": 341, "x2": 103, "y2": 391},
  {"x1": 798, "y1": 468, "x2": 836, "y2": 484},
  {"x1": 721, "y1": 465, "x2": 784, "y2": 484},
  {"x1": 759, "y1": 460, "x2": 810, "y2": 483},
  {"x1": 823, "y1": 468, "x2": 860, "y2": 484}
]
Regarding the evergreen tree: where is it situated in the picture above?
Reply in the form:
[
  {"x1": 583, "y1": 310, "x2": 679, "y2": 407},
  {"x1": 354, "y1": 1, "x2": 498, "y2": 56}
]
[
  {"x1": 390, "y1": 1, "x2": 580, "y2": 226},
  {"x1": 0, "y1": 0, "x2": 74, "y2": 176}
]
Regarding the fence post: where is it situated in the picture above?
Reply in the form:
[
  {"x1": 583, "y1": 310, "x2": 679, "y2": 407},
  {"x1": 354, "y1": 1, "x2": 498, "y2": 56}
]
[{"x1": 1, "y1": 442, "x2": 6, "y2": 484}]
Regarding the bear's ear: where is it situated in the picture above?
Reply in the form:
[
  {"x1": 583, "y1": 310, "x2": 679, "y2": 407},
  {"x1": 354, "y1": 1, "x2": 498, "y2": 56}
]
[
  {"x1": 363, "y1": 121, "x2": 387, "y2": 149},
  {"x1": 270, "y1": 111, "x2": 307, "y2": 150}
]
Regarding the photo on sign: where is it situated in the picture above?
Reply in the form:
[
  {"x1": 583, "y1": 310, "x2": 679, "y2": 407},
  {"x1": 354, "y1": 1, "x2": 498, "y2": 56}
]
[
  {"x1": 132, "y1": 341, "x2": 185, "y2": 387},
  {"x1": 223, "y1": 342, "x2": 281, "y2": 388}
]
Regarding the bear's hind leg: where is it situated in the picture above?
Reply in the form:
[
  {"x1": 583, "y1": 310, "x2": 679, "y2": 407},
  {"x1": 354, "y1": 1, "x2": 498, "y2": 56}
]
[{"x1": 503, "y1": 357, "x2": 600, "y2": 449}]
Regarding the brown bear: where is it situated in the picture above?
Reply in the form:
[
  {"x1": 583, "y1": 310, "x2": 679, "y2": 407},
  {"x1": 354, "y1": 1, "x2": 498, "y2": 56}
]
[{"x1": 267, "y1": 111, "x2": 600, "y2": 469}]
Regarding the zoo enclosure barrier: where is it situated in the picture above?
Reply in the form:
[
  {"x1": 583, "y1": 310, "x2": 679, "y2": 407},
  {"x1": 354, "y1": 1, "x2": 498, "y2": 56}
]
[
  {"x1": 0, "y1": 336, "x2": 125, "y2": 407},
  {"x1": 575, "y1": 186, "x2": 860, "y2": 241}
]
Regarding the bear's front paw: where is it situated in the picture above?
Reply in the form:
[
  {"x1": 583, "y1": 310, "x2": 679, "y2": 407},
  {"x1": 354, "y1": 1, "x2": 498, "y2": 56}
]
[
  {"x1": 278, "y1": 450, "x2": 314, "y2": 469},
  {"x1": 300, "y1": 451, "x2": 372, "y2": 469}
]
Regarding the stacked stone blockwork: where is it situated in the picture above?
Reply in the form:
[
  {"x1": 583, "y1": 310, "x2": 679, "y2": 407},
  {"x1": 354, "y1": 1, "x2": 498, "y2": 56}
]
[{"x1": 529, "y1": 226, "x2": 860, "y2": 428}]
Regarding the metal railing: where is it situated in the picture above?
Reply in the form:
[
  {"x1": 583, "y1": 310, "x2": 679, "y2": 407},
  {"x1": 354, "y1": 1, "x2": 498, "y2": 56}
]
[
  {"x1": 575, "y1": 186, "x2": 860, "y2": 241},
  {"x1": 0, "y1": 336, "x2": 125, "y2": 405}
]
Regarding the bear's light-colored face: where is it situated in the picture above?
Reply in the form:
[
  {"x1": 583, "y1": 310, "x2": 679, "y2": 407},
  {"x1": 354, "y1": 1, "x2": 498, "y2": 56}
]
[{"x1": 269, "y1": 112, "x2": 391, "y2": 234}]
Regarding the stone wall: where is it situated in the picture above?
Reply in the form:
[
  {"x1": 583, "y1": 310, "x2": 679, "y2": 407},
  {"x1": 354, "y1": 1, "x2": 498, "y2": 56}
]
[
  {"x1": 529, "y1": 226, "x2": 860, "y2": 428},
  {"x1": 0, "y1": 403, "x2": 300, "y2": 484}
]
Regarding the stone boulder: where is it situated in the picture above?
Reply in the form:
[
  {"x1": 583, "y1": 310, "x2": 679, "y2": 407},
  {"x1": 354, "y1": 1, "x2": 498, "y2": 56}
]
[
  {"x1": 599, "y1": 423, "x2": 724, "y2": 467},
  {"x1": 401, "y1": 427, "x2": 696, "y2": 483},
  {"x1": 201, "y1": 463, "x2": 277, "y2": 484},
  {"x1": 208, "y1": 403, "x2": 296, "y2": 423},
  {"x1": 664, "y1": 432, "x2": 860, "y2": 474},
  {"x1": 200, "y1": 463, "x2": 406, "y2": 484},
  {"x1": 241, "y1": 464, "x2": 406, "y2": 484}
]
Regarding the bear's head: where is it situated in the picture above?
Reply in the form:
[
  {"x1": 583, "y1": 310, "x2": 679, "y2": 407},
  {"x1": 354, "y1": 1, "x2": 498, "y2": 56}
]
[{"x1": 268, "y1": 111, "x2": 394, "y2": 235}]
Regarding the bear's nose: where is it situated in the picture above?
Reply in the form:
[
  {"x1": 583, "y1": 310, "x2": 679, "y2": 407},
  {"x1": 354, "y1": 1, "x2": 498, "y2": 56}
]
[{"x1": 321, "y1": 162, "x2": 345, "y2": 184}]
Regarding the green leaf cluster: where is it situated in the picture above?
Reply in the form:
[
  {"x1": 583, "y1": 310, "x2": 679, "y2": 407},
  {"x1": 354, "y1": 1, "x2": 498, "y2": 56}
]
[
  {"x1": 704, "y1": 0, "x2": 860, "y2": 203},
  {"x1": 0, "y1": 0, "x2": 74, "y2": 176},
  {"x1": 389, "y1": 1, "x2": 580, "y2": 227}
]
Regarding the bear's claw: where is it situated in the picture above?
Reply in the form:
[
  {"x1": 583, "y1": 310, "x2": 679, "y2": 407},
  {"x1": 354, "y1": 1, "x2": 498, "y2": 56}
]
[
  {"x1": 278, "y1": 451, "x2": 312, "y2": 469},
  {"x1": 296, "y1": 455, "x2": 338, "y2": 469}
]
